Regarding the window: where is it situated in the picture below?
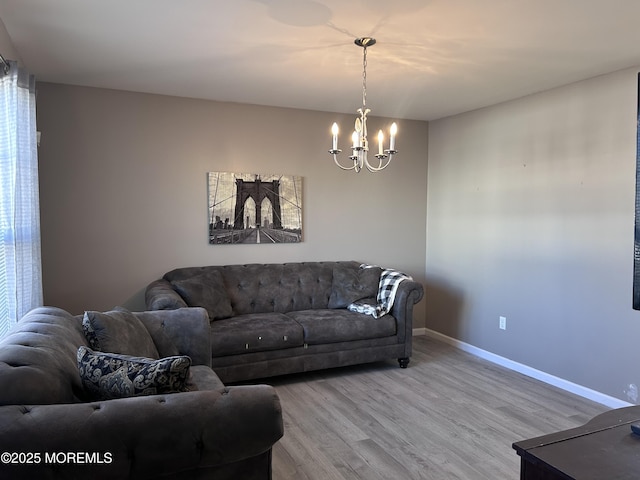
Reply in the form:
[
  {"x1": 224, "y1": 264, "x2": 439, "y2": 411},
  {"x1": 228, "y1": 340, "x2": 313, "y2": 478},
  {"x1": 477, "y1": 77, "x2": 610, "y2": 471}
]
[{"x1": 0, "y1": 61, "x2": 42, "y2": 337}]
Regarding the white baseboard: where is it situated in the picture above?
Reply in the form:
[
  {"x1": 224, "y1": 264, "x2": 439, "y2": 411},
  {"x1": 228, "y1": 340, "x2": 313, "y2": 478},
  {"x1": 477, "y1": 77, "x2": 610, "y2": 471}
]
[
  {"x1": 412, "y1": 327, "x2": 427, "y2": 336},
  {"x1": 422, "y1": 328, "x2": 632, "y2": 410}
]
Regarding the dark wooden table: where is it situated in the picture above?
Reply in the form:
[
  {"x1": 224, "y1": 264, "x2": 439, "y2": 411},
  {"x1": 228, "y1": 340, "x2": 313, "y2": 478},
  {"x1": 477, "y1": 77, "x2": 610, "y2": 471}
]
[{"x1": 513, "y1": 405, "x2": 640, "y2": 479}]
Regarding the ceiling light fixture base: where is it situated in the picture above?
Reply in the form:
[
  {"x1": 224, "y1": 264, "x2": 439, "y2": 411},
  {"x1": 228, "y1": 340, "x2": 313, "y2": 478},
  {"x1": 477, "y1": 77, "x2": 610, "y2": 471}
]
[{"x1": 354, "y1": 37, "x2": 376, "y2": 48}]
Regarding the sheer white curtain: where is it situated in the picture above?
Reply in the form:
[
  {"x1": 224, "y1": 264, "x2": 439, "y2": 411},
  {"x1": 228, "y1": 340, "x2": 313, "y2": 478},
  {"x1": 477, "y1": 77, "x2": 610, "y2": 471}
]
[{"x1": 0, "y1": 61, "x2": 42, "y2": 337}]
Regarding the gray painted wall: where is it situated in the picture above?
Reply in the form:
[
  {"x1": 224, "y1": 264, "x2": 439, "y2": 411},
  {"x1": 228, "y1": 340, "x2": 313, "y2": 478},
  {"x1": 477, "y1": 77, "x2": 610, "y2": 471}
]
[
  {"x1": 426, "y1": 67, "x2": 640, "y2": 403},
  {"x1": 35, "y1": 83, "x2": 429, "y2": 323},
  {"x1": 0, "y1": 17, "x2": 21, "y2": 64}
]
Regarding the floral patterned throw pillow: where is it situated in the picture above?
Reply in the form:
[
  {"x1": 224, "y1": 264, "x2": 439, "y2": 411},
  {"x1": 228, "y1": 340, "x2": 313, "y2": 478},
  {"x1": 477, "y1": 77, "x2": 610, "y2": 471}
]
[{"x1": 77, "y1": 346, "x2": 191, "y2": 400}]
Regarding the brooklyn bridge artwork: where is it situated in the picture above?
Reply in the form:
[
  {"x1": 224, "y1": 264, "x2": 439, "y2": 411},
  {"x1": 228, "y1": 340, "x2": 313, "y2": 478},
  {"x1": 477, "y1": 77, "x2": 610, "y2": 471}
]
[{"x1": 208, "y1": 172, "x2": 303, "y2": 245}]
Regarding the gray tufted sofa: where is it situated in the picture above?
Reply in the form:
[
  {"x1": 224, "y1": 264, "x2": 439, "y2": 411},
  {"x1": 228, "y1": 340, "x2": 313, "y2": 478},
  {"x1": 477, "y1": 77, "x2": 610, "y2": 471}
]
[
  {"x1": 145, "y1": 261, "x2": 424, "y2": 383},
  {"x1": 0, "y1": 306, "x2": 283, "y2": 480}
]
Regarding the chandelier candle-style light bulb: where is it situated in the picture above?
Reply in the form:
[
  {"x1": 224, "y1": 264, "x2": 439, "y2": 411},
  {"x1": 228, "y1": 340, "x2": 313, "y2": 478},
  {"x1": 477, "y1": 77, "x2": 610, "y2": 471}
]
[
  {"x1": 332, "y1": 123, "x2": 339, "y2": 150},
  {"x1": 390, "y1": 122, "x2": 397, "y2": 151},
  {"x1": 328, "y1": 37, "x2": 399, "y2": 173}
]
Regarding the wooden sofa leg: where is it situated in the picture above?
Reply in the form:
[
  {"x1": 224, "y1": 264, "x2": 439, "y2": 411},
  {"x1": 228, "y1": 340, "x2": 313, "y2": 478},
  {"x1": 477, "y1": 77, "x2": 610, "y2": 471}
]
[{"x1": 398, "y1": 357, "x2": 410, "y2": 368}]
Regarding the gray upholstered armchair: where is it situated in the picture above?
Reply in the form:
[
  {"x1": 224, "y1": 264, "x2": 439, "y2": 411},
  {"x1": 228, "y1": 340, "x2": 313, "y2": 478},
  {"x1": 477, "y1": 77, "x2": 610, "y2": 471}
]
[{"x1": 0, "y1": 306, "x2": 283, "y2": 480}]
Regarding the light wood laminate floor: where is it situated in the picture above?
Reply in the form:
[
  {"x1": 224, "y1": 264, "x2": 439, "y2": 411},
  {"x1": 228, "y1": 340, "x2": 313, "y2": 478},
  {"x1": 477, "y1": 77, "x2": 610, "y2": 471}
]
[{"x1": 265, "y1": 335, "x2": 608, "y2": 480}]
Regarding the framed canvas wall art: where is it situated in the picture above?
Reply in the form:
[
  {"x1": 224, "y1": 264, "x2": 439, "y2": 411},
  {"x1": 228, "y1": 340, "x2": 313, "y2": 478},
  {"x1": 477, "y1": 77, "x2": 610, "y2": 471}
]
[{"x1": 208, "y1": 171, "x2": 303, "y2": 245}]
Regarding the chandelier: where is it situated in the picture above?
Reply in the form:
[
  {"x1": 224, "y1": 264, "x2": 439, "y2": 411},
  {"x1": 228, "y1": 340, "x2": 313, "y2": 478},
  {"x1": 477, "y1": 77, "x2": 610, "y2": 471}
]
[{"x1": 329, "y1": 37, "x2": 398, "y2": 173}]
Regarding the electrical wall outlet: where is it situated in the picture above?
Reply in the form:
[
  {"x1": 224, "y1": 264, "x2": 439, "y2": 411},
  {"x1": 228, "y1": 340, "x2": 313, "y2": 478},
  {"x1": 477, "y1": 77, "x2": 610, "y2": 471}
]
[{"x1": 499, "y1": 316, "x2": 507, "y2": 330}]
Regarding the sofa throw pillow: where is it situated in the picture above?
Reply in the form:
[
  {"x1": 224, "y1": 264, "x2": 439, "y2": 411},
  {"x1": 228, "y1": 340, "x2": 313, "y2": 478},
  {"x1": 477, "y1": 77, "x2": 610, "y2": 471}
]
[
  {"x1": 171, "y1": 271, "x2": 233, "y2": 320},
  {"x1": 77, "y1": 346, "x2": 191, "y2": 400},
  {"x1": 328, "y1": 264, "x2": 382, "y2": 309},
  {"x1": 82, "y1": 308, "x2": 160, "y2": 359}
]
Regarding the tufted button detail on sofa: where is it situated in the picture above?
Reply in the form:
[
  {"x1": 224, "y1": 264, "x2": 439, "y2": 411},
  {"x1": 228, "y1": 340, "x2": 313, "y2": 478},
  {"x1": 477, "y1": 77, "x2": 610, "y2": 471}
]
[
  {"x1": 20, "y1": 406, "x2": 31, "y2": 414},
  {"x1": 92, "y1": 405, "x2": 101, "y2": 411},
  {"x1": 5, "y1": 361, "x2": 26, "y2": 368}
]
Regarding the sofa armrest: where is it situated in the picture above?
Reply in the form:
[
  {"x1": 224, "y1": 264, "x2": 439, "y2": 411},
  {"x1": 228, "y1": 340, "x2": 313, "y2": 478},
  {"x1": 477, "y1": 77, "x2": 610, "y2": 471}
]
[
  {"x1": 390, "y1": 279, "x2": 424, "y2": 346},
  {"x1": 0, "y1": 385, "x2": 283, "y2": 480},
  {"x1": 136, "y1": 307, "x2": 211, "y2": 367},
  {"x1": 145, "y1": 279, "x2": 188, "y2": 311}
]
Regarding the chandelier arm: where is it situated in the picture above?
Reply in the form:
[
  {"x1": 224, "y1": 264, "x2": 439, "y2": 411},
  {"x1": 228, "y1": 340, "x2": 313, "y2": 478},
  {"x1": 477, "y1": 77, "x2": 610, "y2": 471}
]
[
  {"x1": 331, "y1": 152, "x2": 358, "y2": 171},
  {"x1": 365, "y1": 152, "x2": 394, "y2": 172},
  {"x1": 364, "y1": 158, "x2": 383, "y2": 172}
]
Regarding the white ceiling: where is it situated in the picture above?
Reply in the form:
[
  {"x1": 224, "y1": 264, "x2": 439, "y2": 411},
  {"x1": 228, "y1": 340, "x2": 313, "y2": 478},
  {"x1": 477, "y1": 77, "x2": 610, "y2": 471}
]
[{"x1": 2, "y1": 0, "x2": 640, "y2": 121}]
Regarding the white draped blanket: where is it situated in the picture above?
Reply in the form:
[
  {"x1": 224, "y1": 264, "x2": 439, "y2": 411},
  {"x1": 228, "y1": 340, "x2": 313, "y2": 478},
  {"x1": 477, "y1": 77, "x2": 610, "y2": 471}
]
[{"x1": 348, "y1": 265, "x2": 412, "y2": 318}]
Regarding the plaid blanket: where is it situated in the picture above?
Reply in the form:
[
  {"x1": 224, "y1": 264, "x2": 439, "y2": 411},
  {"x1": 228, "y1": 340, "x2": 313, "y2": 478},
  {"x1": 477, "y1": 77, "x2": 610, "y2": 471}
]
[{"x1": 348, "y1": 265, "x2": 412, "y2": 318}]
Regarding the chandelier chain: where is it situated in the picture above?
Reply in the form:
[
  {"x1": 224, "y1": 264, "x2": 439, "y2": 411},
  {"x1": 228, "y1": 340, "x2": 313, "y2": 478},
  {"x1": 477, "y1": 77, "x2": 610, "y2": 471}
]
[{"x1": 362, "y1": 46, "x2": 367, "y2": 108}]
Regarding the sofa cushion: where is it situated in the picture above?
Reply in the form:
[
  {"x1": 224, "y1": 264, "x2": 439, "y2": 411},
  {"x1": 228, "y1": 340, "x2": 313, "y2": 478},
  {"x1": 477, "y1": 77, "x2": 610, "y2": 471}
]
[
  {"x1": 287, "y1": 309, "x2": 397, "y2": 345},
  {"x1": 82, "y1": 309, "x2": 160, "y2": 359},
  {"x1": 328, "y1": 264, "x2": 382, "y2": 308},
  {"x1": 171, "y1": 271, "x2": 233, "y2": 320},
  {"x1": 221, "y1": 263, "x2": 336, "y2": 314},
  {"x1": 210, "y1": 313, "x2": 304, "y2": 357},
  {"x1": 77, "y1": 346, "x2": 191, "y2": 400}
]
